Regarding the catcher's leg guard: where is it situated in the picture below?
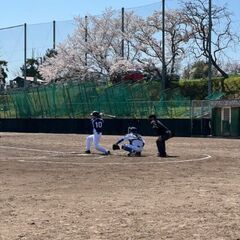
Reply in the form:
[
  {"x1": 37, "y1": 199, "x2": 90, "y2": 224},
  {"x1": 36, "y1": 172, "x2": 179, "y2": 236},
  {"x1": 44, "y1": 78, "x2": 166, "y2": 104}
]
[
  {"x1": 122, "y1": 145, "x2": 137, "y2": 156},
  {"x1": 122, "y1": 145, "x2": 132, "y2": 152}
]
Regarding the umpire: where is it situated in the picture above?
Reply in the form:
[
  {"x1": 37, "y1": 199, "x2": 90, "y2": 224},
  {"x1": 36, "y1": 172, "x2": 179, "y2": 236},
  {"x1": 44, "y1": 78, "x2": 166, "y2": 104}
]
[{"x1": 148, "y1": 114, "x2": 173, "y2": 157}]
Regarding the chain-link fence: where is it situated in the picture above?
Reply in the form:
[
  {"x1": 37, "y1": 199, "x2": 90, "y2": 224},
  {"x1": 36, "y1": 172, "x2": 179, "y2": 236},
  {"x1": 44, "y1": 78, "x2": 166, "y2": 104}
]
[
  {"x1": 0, "y1": 79, "x2": 191, "y2": 119},
  {"x1": 0, "y1": 79, "x2": 230, "y2": 119}
]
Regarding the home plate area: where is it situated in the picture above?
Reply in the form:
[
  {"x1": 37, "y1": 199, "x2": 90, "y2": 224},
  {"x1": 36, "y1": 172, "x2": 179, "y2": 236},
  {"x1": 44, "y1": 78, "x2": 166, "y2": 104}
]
[{"x1": 0, "y1": 142, "x2": 211, "y2": 166}]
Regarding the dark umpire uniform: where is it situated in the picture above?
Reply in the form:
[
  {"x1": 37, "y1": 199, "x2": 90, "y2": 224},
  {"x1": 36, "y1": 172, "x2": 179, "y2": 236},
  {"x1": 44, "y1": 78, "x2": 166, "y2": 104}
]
[{"x1": 149, "y1": 114, "x2": 173, "y2": 157}]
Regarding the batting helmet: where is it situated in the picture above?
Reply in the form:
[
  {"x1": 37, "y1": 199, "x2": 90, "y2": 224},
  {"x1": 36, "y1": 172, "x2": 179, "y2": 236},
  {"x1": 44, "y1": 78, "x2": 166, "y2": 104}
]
[
  {"x1": 148, "y1": 114, "x2": 157, "y2": 120},
  {"x1": 90, "y1": 111, "x2": 101, "y2": 117}
]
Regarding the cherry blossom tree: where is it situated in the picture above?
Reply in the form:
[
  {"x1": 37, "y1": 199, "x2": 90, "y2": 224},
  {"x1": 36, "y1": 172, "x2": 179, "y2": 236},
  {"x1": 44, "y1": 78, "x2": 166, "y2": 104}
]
[
  {"x1": 0, "y1": 67, "x2": 3, "y2": 80},
  {"x1": 39, "y1": 1, "x2": 238, "y2": 86},
  {"x1": 40, "y1": 8, "x2": 189, "y2": 83},
  {"x1": 40, "y1": 9, "x2": 126, "y2": 82},
  {"x1": 0, "y1": 60, "x2": 8, "y2": 89}
]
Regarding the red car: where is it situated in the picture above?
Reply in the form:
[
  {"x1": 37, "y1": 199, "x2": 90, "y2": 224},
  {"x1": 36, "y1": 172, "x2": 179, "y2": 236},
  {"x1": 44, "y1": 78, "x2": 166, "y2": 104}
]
[{"x1": 122, "y1": 70, "x2": 144, "y2": 82}]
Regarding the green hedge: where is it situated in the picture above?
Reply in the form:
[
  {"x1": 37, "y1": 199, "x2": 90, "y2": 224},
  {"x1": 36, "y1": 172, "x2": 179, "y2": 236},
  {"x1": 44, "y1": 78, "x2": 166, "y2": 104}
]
[
  {"x1": 224, "y1": 76, "x2": 240, "y2": 98},
  {"x1": 179, "y1": 79, "x2": 208, "y2": 99},
  {"x1": 179, "y1": 76, "x2": 240, "y2": 99}
]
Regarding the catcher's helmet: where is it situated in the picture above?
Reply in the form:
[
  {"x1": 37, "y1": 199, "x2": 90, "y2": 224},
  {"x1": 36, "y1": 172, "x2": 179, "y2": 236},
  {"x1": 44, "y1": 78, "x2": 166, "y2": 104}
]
[
  {"x1": 128, "y1": 126, "x2": 138, "y2": 134},
  {"x1": 90, "y1": 111, "x2": 101, "y2": 117}
]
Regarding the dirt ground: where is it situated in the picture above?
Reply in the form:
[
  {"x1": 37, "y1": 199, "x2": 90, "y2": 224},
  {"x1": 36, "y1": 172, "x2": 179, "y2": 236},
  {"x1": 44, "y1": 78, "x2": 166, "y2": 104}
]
[{"x1": 0, "y1": 132, "x2": 240, "y2": 240}]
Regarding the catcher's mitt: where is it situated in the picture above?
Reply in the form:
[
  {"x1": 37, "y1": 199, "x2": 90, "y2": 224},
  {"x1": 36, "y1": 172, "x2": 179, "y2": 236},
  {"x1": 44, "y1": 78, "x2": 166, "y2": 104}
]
[{"x1": 112, "y1": 144, "x2": 120, "y2": 150}]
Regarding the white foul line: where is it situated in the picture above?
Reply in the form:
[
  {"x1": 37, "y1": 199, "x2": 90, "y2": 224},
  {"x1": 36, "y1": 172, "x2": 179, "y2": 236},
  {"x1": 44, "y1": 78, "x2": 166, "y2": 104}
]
[
  {"x1": 0, "y1": 145, "x2": 69, "y2": 154},
  {"x1": 0, "y1": 145, "x2": 212, "y2": 165},
  {"x1": 0, "y1": 145, "x2": 106, "y2": 160},
  {"x1": 16, "y1": 154, "x2": 211, "y2": 166}
]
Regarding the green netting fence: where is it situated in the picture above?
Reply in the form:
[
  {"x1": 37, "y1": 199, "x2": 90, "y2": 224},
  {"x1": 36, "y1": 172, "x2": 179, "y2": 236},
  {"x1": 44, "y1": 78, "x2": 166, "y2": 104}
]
[{"x1": 0, "y1": 80, "x2": 192, "y2": 119}]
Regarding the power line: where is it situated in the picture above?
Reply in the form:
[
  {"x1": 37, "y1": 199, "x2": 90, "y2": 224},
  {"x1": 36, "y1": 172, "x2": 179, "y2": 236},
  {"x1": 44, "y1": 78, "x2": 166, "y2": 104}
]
[{"x1": 0, "y1": 24, "x2": 24, "y2": 31}]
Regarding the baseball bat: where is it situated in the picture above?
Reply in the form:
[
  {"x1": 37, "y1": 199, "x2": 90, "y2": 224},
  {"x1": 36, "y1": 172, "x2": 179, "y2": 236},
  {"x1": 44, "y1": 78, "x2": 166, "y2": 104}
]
[{"x1": 102, "y1": 113, "x2": 116, "y2": 118}]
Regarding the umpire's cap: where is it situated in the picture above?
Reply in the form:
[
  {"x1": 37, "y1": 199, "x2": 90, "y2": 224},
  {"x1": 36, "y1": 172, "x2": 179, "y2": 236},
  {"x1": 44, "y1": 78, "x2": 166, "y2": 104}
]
[{"x1": 90, "y1": 111, "x2": 101, "y2": 117}]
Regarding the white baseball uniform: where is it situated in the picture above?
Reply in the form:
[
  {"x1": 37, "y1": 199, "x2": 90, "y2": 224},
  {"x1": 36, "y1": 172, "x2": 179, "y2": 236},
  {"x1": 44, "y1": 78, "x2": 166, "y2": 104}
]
[
  {"x1": 116, "y1": 133, "x2": 145, "y2": 153},
  {"x1": 86, "y1": 117, "x2": 108, "y2": 154}
]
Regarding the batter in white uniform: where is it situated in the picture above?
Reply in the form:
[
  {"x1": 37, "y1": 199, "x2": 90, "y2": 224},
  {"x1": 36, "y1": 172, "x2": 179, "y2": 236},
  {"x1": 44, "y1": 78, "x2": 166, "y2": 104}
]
[{"x1": 85, "y1": 111, "x2": 110, "y2": 155}]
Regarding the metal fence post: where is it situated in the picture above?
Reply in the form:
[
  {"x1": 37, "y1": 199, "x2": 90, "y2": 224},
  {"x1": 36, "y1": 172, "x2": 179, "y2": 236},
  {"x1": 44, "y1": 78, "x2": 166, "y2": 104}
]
[
  {"x1": 121, "y1": 7, "x2": 125, "y2": 58},
  {"x1": 53, "y1": 20, "x2": 56, "y2": 50},
  {"x1": 208, "y1": 0, "x2": 212, "y2": 96},
  {"x1": 161, "y1": 0, "x2": 166, "y2": 90},
  {"x1": 24, "y1": 23, "x2": 27, "y2": 87},
  {"x1": 85, "y1": 16, "x2": 88, "y2": 66}
]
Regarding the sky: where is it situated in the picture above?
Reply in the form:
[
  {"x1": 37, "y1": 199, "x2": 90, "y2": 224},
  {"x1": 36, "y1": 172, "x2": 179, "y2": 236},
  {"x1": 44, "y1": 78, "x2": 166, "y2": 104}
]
[
  {"x1": 1, "y1": 0, "x2": 240, "y2": 80},
  {"x1": 0, "y1": 0, "x2": 161, "y2": 27},
  {"x1": 0, "y1": 0, "x2": 239, "y2": 27}
]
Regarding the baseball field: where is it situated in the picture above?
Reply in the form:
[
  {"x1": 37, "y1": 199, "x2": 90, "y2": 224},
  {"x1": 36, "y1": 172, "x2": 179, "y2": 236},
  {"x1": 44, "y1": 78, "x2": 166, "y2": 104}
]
[{"x1": 0, "y1": 133, "x2": 239, "y2": 240}]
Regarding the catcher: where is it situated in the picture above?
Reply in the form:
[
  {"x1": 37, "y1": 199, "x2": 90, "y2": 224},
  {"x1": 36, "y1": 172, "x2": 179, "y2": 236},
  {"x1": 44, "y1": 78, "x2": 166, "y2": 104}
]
[{"x1": 112, "y1": 127, "x2": 145, "y2": 157}]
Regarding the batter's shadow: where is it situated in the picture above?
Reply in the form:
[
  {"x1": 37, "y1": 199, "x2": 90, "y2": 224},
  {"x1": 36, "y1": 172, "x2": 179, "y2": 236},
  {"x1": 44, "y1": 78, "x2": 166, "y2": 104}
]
[
  {"x1": 142, "y1": 154, "x2": 180, "y2": 158},
  {"x1": 113, "y1": 154, "x2": 180, "y2": 158},
  {"x1": 164, "y1": 155, "x2": 180, "y2": 158}
]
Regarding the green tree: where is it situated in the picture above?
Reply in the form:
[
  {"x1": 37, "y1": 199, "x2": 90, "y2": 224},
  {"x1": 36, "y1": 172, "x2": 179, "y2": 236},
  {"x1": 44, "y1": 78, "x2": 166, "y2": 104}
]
[
  {"x1": 20, "y1": 58, "x2": 41, "y2": 79},
  {"x1": 43, "y1": 48, "x2": 57, "y2": 60},
  {"x1": 183, "y1": 60, "x2": 218, "y2": 80}
]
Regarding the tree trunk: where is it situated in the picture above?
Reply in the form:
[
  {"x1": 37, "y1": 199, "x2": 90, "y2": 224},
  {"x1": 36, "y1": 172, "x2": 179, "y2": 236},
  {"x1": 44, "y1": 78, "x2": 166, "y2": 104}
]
[{"x1": 211, "y1": 58, "x2": 228, "y2": 92}]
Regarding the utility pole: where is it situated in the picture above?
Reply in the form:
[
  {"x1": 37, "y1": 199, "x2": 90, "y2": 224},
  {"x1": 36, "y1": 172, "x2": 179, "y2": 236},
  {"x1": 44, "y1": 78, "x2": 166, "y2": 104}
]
[
  {"x1": 208, "y1": 0, "x2": 212, "y2": 96},
  {"x1": 162, "y1": 0, "x2": 166, "y2": 90},
  {"x1": 24, "y1": 23, "x2": 27, "y2": 87},
  {"x1": 85, "y1": 16, "x2": 88, "y2": 66},
  {"x1": 121, "y1": 7, "x2": 125, "y2": 58},
  {"x1": 53, "y1": 20, "x2": 56, "y2": 50}
]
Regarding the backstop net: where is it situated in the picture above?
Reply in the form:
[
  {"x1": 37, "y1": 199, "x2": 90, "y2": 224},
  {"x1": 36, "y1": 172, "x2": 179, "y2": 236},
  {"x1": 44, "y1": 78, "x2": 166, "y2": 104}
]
[{"x1": 0, "y1": 80, "x2": 191, "y2": 119}]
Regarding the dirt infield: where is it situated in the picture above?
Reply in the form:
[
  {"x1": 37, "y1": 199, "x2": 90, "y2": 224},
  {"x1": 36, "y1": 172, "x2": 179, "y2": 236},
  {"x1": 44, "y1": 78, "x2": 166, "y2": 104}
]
[{"x1": 0, "y1": 133, "x2": 240, "y2": 240}]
